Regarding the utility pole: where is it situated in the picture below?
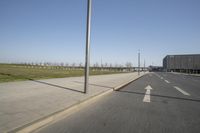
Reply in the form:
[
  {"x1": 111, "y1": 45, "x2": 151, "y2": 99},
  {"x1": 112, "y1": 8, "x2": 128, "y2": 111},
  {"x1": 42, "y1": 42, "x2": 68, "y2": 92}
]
[
  {"x1": 101, "y1": 57, "x2": 103, "y2": 71},
  {"x1": 84, "y1": 0, "x2": 92, "y2": 93},
  {"x1": 138, "y1": 50, "x2": 140, "y2": 76}
]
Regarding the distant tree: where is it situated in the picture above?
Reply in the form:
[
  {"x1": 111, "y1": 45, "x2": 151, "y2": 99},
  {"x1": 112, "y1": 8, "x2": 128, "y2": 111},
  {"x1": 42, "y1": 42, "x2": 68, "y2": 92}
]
[
  {"x1": 104, "y1": 62, "x2": 108, "y2": 67},
  {"x1": 125, "y1": 62, "x2": 132, "y2": 68},
  {"x1": 65, "y1": 62, "x2": 69, "y2": 67},
  {"x1": 79, "y1": 62, "x2": 83, "y2": 67},
  {"x1": 125, "y1": 62, "x2": 132, "y2": 72},
  {"x1": 71, "y1": 62, "x2": 76, "y2": 69},
  {"x1": 95, "y1": 62, "x2": 99, "y2": 67},
  {"x1": 115, "y1": 63, "x2": 119, "y2": 68},
  {"x1": 60, "y1": 62, "x2": 64, "y2": 67}
]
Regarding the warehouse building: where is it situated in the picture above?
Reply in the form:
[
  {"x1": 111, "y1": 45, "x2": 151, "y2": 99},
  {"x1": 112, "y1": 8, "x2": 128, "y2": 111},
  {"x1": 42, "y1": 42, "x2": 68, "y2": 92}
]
[{"x1": 163, "y1": 54, "x2": 200, "y2": 74}]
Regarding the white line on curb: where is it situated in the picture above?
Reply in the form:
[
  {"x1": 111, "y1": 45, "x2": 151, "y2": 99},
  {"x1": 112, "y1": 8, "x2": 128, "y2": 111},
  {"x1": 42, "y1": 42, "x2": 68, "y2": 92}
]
[{"x1": 174, "y1": 86, "x2": 190, "y2": 96}]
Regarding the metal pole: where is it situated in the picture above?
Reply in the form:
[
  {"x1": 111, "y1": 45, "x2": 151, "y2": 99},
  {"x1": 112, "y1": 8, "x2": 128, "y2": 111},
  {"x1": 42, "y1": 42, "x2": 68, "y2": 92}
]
[
  {"x1": 101, "y1": 57, "x2": 102, "y2": 71},
  {"x1": 84, "y1": 0, "x2": 92, "y2": 93},
  {"x1": 138, "y1": 50, "x2": 140, "y2": 76}
]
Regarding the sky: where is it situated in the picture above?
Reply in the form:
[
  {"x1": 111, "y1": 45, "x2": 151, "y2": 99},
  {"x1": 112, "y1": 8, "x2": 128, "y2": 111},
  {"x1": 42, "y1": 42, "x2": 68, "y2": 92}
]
[{"x1": 0, "y1": 0, "x2": 200, "y2": 66}]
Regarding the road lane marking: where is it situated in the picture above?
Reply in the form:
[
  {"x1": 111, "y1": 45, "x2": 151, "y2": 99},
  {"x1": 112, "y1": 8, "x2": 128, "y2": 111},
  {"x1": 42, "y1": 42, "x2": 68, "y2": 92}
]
[
  {"x1": 174, "y1": 86, "x2": 190, "y2": 96},
  {"x1": 143, "y1": 85, "x2": 153, "y2": 103},
  {"x1": 154, "y1": 73, "x2": 161, "y2": 79},
  {"x1": 164, "y1": 80, "x2": 170, "y2": 83},
  {"x1": 160, "y1": 77, "x2": 163, "y2": 79}
]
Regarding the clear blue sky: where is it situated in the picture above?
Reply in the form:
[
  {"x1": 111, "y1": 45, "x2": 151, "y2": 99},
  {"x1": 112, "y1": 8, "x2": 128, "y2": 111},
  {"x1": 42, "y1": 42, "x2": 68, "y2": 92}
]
[{"x1": 0, "y1": 0, "x2": 200, "y2": 66}]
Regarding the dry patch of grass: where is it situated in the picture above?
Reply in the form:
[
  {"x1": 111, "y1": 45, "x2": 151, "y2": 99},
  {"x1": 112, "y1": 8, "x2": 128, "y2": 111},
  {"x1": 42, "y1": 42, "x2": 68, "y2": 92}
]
[{"x1": 0, "y1": 64, "x2": 123, "y2": 83}]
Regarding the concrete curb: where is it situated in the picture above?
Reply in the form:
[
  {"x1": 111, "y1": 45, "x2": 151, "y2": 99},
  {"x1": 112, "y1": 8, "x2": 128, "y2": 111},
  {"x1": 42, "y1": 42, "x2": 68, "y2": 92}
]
[
  {"x1": 9, "y1": 89, "x2": 113, "y2": 133},
  {"x1": 9, "y1": 73, "x2": 147, "y2": 133},
  {"x1": 113, "y1": 73, "x2": 147, "y2": 91}
]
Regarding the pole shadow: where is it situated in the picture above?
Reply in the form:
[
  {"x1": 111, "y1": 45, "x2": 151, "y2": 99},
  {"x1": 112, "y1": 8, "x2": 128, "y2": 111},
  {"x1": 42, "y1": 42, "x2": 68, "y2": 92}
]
[
  {"x1": 0, "y1": 72, "x2": 85, "y2": 93},
  {"x1": 73, "y1": 81, "x2": 113, "y2": 89}
]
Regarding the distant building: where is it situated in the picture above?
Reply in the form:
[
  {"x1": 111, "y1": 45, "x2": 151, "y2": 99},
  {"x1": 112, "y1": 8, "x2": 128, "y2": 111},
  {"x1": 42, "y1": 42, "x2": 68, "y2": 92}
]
[
  {"x1": 148, "y1": 66, "x2": 163, "y2": 72},
  {"x1": 163, "y1": 54, "x2": 200, "y2": 73}
]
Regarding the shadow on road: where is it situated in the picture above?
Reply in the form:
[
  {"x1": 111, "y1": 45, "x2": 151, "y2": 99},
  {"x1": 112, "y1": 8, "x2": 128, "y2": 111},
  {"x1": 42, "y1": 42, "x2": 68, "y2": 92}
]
[
  {"x1": 116, "y1": 90, "x2": 200, "y2": 103},
  {"x1": 0, "y1": 72, "x2": 85, "y2": 93}
]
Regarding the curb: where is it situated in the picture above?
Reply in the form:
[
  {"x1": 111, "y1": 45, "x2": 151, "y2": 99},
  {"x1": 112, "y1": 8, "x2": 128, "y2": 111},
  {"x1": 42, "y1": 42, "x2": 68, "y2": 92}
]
[
  {"x1": 113, "y1": 73, "x2": 147, "y2": 91},
  {"x1": 9, "y1": 73, "x2": 147, "y2": 133},
  {"x1": 9, "y1": 89, "x2": 113, "y2": 133}
]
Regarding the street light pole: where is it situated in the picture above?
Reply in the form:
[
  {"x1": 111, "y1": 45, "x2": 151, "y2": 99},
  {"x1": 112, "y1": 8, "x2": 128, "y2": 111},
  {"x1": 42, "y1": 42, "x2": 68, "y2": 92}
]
[
  {"x1": 84, "y1": 0, "x2": 92, "y2": 93},
  {"x1": 138, "y1": 50, "x2": 140, "y2": 76}
]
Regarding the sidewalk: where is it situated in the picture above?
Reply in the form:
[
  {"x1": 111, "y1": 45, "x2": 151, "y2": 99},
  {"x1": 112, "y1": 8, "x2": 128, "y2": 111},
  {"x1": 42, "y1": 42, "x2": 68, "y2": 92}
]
[{"x1": 0, "y1": 72, "x2": 146, "y2": 132}]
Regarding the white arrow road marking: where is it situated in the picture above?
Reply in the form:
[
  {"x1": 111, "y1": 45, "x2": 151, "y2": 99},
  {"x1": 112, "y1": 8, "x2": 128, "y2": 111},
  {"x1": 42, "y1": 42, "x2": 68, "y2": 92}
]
[
  {"x1": 143, "y1": 85, "x2": 153, "y2": 103},
  {"x1": 164, "y1": 80, "x2": 170, "y2": 83},
  {"x1": 174, "y1": 86, "x2": 190, "y2": 96}
]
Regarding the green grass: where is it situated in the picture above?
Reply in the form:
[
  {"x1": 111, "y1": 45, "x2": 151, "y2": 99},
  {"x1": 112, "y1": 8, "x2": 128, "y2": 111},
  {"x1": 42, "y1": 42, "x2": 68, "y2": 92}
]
[{"x1": 0, "y1": 64, "x2": 123, "y2": 83}]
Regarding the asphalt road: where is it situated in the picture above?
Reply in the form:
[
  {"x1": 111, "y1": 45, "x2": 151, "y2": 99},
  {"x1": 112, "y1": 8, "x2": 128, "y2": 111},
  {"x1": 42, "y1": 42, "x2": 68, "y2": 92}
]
[{"x1": 35, "y1": 72, "x2": 200, "y2": 133}]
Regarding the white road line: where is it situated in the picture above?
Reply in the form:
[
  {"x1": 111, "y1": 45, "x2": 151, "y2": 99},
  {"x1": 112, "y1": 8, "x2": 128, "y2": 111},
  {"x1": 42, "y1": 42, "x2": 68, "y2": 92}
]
[
  {"x1": 160, "y1": 77, "x2": 163, "y2": 79},
  {"x1": 174, "y1": 86, "x2": 190, "y2": 96},
  {"x1": 153, "y1": 73, "x2": 160, "y2": 78},
  {"x1": 164, "y1": 80, "x2": 170, "y2": 83},
  {"x1": 143, "y1": 85, "x2": 153, "y2": 103}
]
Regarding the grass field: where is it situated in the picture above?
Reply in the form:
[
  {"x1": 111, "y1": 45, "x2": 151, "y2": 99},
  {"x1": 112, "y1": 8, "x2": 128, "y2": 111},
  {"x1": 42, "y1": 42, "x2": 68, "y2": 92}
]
[{"x1": 0, "y1": 64, "x2": 124, "y2": 83}]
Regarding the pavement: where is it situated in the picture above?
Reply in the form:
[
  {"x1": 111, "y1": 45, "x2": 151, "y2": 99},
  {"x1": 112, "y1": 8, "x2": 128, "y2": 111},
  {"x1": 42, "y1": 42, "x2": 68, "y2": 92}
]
[
  {"x1": 0, "y1": 72, "x2": 146, "y2": 133},
  {"x1": 34, "y1": 72, "x2": 200, "y2": 133}
]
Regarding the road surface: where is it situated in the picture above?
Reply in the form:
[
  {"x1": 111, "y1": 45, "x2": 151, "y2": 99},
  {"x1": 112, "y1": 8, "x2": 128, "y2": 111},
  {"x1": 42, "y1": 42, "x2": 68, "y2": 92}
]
[{"x1": 35, "y1": 72, "x2": 200, "y2": 133}]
